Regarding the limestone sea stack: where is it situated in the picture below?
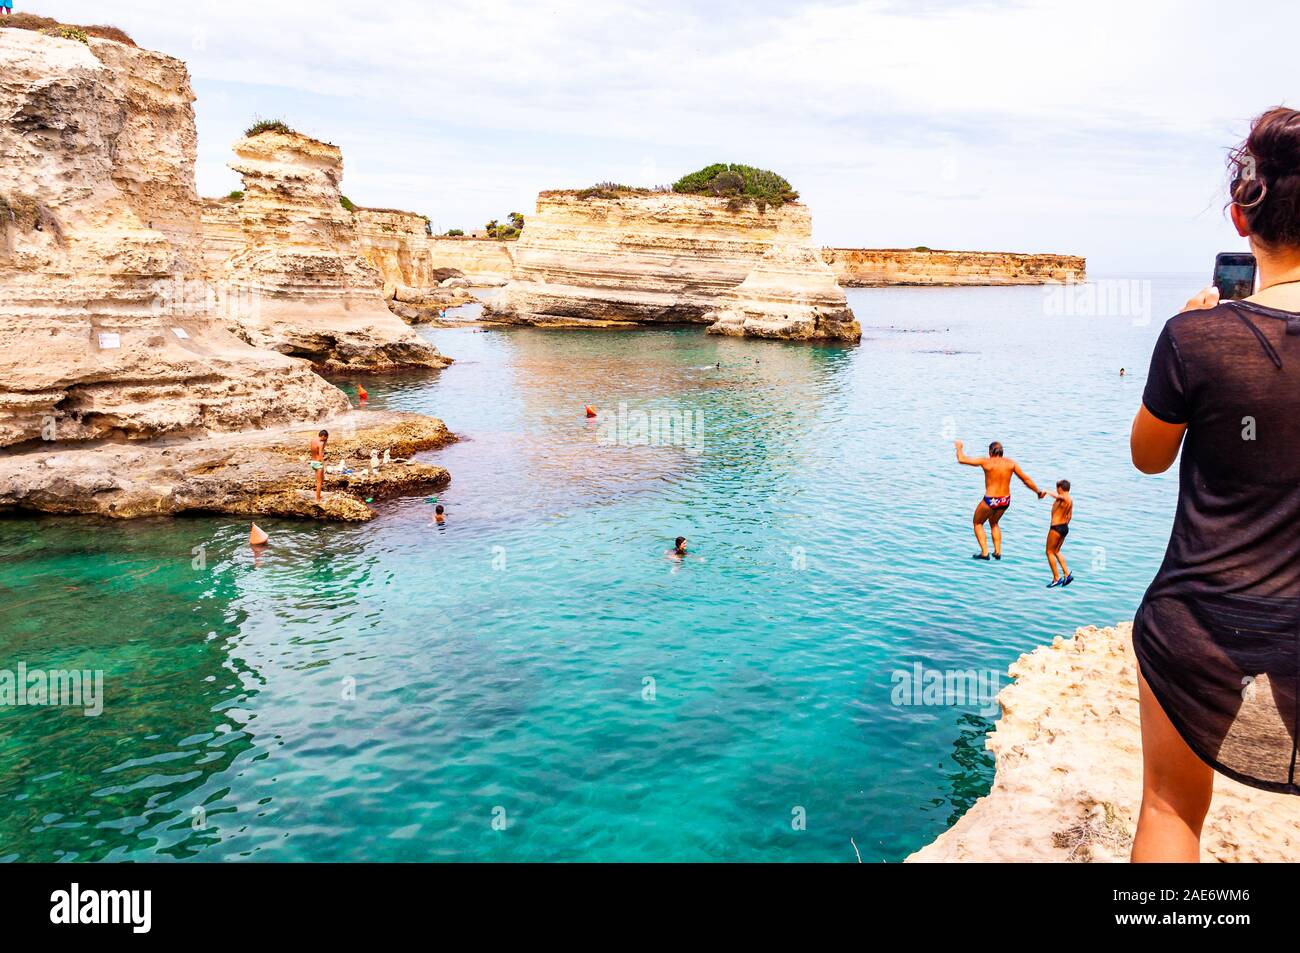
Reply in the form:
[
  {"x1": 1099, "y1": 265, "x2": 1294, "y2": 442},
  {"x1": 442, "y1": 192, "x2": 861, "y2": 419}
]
[
  {"x1": 706, "y1": 244, "x2": 860, "y2": 341},
  {"x1": 0, "y1": 29, "x2": 348, "y2": 448},
  {"x1": 485, "y1": 190, "x2": 860, "y2": 342},
  {"x1": 201, "y1": 130, "x2": 448, "y2": 371},
  {"x1": 908, "y1": 623, "x2": 1300, "y2": 863}
]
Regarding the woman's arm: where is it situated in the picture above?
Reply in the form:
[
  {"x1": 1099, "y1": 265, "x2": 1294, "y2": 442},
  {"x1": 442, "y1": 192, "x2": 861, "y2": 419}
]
[{"x1": 1131, "y1": 406, "x2": 1187, "y2": 474}]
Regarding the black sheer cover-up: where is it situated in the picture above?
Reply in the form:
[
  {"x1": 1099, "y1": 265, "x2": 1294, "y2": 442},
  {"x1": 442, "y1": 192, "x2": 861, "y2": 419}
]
[{"x1": 1137, "y1": 300, "x2": 1300, "y2": 793}]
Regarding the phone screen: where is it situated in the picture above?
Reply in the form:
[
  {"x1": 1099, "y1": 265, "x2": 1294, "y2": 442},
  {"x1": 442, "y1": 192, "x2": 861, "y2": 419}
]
[{"x1": 1213, "y1": 255, "x2": 1258, "y2": 301}]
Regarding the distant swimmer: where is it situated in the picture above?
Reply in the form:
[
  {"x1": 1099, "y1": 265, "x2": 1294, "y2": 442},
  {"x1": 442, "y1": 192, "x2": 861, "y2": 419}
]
[
  {"x1": 434, "y1": 503, "x2": 445, "y2": 525},
  {"x1": 671, "y1": 536, "x2": 688, "y2": 558},
  {"x1": 1120, "y1": 368, "x2": 1127, "y2": 377},
  {"x1": 1043, "y1": 480, "x2": 1074, "y2": 588},
  {"x1": 954, "y1": 440, "x2": 1046, "y2": 560},
  {"x1": 310, "y1": 429, "x2": 329, "y2": 502}
]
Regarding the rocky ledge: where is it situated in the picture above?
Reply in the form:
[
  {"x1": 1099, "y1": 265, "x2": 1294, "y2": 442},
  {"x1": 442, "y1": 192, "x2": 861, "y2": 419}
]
[
  {"x1": 0, "y1": 411, "x2": 454, "y2": 522},
  {"x1": 908, "y1": 623, "x2": 1300, "y2": 863}
]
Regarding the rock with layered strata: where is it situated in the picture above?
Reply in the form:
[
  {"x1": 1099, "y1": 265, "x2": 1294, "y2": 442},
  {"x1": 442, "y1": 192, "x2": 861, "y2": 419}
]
[
  {"x1": 0, "y1": 29, "x2": 349, "y2": 449},
  {"x1": 426, "y1": 236, "x2": 515, "y2": 284},
  {"x1": 823, "y1": 247, "x2": 1086, "y2": 287},
  {"x1": 0, "y1": 410, "x2": 454, "y2": 522},
  {"x1": 908, "y1": 623, "x2": 1300, "y2": 863},
  {"x1": 706, "y1": 244, "x2": 860, "y2": 341},
  {"x1": 485, "y1": 191, "x2": 859, "y2": 341},
  {"x1": 354, "y1": 207, "x2": 435, "y2": 296},
  {"x1": 201, "y1": 131, "x2": 448, "y2": 371}
]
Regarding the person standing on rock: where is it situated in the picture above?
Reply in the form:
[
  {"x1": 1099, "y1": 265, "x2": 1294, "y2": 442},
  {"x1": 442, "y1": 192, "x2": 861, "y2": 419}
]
[
  {"x1": 1130, "y1": 107, "x2": 1300, "y2": 862},
  {"x1": 310, "y1": 430, "x2": 329, "y2": 502},
  {"x1": 954, "y1": 440, "x2": 1046, "y2": 560}
]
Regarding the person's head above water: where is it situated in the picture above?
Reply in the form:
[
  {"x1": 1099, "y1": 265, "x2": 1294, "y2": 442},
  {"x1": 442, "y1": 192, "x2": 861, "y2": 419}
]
[
  {"x1": 1229, "y1": 107, "x2": 1300, "y2": 258},
  {"x1": 989, "y1": 442, "x2": 1004, "y2": 458},
  {"x1": 1057, "y1": 479, "x2": 1071, "y2": 493},
  {"x1": 435, "y1": 504, "x2": 444, "y2": 515},
  {"x1": 675, "y1": 536, "x2": 687, "y2": 553}
]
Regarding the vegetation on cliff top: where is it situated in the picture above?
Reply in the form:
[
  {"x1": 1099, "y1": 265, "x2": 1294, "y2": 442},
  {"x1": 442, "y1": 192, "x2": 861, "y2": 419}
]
[
  {"x1": 1, "y1": 13, "x2": 136, "y2": 46},
  {"x1": 672, "y1": 163, "x2": 799, "y2": 210},
  {"x1": 244, "y1": 118, "x2": 297, "y2": 138},
  {"x1": 566, "y1": 165, "x2": 798, "y2": 211}
]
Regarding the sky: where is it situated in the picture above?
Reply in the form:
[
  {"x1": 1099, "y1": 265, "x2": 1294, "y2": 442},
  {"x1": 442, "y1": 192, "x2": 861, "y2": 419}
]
[{"x1": 34, "y1": 0, "x2": 1300, "y2": 272}]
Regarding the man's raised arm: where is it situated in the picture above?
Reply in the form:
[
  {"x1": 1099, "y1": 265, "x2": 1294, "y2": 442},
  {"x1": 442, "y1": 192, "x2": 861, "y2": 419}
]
[{"x1": 954, "y1": 441, "x2": 983, "y2": 467}]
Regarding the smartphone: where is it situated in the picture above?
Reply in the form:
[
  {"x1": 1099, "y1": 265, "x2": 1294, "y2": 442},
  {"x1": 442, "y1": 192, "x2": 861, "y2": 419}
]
[{"x1": 1213, "y1": 252, "x2": 1258, "y2": 301}]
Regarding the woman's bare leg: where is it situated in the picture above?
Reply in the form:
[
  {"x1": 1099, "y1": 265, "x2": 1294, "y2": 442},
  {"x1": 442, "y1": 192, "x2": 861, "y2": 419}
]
[{"x1": 1131, "y1": 668, "x2": 1214, "y2": 862}]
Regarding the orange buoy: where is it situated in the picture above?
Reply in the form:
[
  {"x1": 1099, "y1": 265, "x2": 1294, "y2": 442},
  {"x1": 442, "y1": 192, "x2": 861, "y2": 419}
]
[
  {"x1": 249, "y1": 523, "x2": 269, "y2": 547},
  {"x1": 585, "y1": 405, "x2": 597, "y2": 418}
]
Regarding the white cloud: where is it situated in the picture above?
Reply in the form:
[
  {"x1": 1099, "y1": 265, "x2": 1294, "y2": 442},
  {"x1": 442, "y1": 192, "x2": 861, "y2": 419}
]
[{"x1": 41, "y1": 0, "x2": 1300, "y2": 269}]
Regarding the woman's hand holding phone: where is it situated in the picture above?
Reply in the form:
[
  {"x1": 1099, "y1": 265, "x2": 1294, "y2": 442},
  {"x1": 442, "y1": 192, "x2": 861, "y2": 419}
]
[{"x1": 1184, "y1": 286, "x2": 1222, "y2": 312}]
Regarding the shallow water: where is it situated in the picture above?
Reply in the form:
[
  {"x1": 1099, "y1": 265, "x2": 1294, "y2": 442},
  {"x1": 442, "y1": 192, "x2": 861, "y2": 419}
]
[{"x1": 0, "y1": 278, "x2": 1193, "y2": 862}]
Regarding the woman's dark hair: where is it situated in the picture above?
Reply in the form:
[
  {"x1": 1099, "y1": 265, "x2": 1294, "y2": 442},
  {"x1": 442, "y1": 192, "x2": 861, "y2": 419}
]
[
  {"x1": 1230, "y1": 107, "x2": 1300, "y2": 248},
  {"x1": 675, "y1": 537, "x2": 686, "y2": 547}
]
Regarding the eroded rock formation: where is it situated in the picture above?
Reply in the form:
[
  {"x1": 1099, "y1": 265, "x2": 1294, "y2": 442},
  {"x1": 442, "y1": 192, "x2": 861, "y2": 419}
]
[
  {"x1": 908, "y1": 623, "x2": 1300, "y2": 863},
  {"x1": 485, "y1": 191, "x2": 859, "y2": 341},
  {"x1": 200, "y1": 130, "x2": 448, "y2": 371},
  {"x1": 0, "y1": 29, "x2": 349, "y2": 449},
  {"x1": 823, "y1": 247, "x2": 1086, "y2": 287},
  {"x1": 0, "y1": 410, "x2": 454, "y2": 521},
  {"x1": 706, "y1": 244, "x2": 860, "y2": 341},
  {"x1": 354, "y1": 207, "x2": 436, "y2": 296},
  {"x1": 426, "y1": 236, "x2": 514, "y2": 284}
]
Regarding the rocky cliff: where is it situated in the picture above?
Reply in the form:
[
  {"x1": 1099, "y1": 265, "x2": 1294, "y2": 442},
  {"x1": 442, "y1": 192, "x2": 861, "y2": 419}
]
[
  {"x1": 485, "y1": 191, "x2": 859, "y2": 342},
  {"x1": 823, "y1": 248, "x2": 1086, "y2": 287},
  {"x1": 426, "y1": 236, "x2": 514, "y2": 284},
  {"x1": 908, "y1": 623, "x2": 1300, "y2": 863},
  {"x1": 200, "y1": 130, "x2": 448, "y2": 371},
  {"x1": 0, "y1": 28, "x2": 348, "y2": 449},
  {"x1": 354, "y1": 207, "x2": 435, "y2": 296}
]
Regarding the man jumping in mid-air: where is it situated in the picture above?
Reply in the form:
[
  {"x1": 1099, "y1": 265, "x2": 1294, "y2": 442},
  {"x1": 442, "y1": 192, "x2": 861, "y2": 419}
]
[{"x1": 954, "y1": 440, "x2": 1045, "y2": 561}]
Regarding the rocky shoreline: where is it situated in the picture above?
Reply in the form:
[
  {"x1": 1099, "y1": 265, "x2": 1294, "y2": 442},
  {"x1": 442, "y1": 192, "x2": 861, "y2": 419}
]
[
  {"x1": 908, "y1": 623, "x2": 1300, "y2": 863},
  {"x1": 0, "y1": 411, "x2": 453, "y2": 522}
]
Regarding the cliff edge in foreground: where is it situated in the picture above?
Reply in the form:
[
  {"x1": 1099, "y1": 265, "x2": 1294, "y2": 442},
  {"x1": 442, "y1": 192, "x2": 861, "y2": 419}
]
[{"x1": 908, "y1": 623, "x2": 1300, "y2": 863}]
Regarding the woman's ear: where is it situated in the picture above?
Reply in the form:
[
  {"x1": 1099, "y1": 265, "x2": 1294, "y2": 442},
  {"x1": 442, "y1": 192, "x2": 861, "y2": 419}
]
[{"x1": 1230, "y1": 202, "x2": 1251, "y2": 238}]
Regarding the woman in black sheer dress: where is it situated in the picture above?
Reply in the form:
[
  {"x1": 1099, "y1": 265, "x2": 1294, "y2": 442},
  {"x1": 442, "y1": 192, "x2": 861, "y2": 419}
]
[{"x1": 1131, "y1": 107, "x2": 1300, "y2": 862}]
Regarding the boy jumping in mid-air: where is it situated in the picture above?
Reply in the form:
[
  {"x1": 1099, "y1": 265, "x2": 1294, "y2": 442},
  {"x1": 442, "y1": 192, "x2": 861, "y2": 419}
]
[{"x1": 1044, "y1": 480, "x2": 1074, "y2": 588}]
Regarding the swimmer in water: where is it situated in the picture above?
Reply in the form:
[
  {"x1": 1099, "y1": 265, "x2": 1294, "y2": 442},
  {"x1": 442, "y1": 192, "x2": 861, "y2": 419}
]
[{"x1": 434, "y1": 503, "x2": 445, "y2": 525}]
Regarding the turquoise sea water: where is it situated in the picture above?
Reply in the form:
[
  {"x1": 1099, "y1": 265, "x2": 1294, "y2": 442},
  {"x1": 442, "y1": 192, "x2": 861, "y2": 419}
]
[{"x1": 0, "y1": 279, "x2": 1195, "y2": 862}]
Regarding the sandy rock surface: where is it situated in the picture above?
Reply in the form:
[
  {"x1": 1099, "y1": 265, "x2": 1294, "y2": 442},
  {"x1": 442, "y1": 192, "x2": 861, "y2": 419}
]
[
  {"x1": 908, "y1": 623, "x2": 1300, "y2": 863},
  {"x1": 0, "y1": 410, "x2": 453, "y2": 522}
]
